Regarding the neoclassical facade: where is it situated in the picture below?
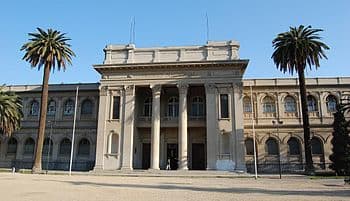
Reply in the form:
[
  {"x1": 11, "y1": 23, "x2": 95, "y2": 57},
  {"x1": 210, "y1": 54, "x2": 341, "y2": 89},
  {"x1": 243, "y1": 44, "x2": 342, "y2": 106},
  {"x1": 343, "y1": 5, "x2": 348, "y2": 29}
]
[
  {"x1": 93, "y1": 41, "x2": 248, "y2": 171},
  {"x1": 1, "y1": 40, "x2": 349, "y2": 172}
]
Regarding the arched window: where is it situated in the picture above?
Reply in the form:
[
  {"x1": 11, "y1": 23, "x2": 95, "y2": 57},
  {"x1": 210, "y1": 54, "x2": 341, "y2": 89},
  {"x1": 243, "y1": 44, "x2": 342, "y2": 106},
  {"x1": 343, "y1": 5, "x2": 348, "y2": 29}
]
[
  {"x1": 245, "y1": 138, "x2": 254, "y2": 155},
  {"x1": 168, "y1": 97, "x2": 179, "y2": 117},
  {"x1": 78, "y1": 138, "x2": 90, "y2": 156},
  {"x1": 287, "y1": 137, "x2": 301, "y2": 155},
  {"x1": 23, "y1": 138, "x2": 35, "y2": 155},
  {"x1": 284, "y1": 96, "x2": 296, "y2": 113},
  {"x1": 63, "y1": 99, "x2": 74, "y2": 116},
  {"x1": 42, "y1": 138, "x2": 53, "y2": 156},
  {"x1": 29, "y1": 100, "x2": 39, "y2": 116},
  {"x1": 266, "y1": 138, "x2": 279, "y2": 155},
  {"x1": 47, "y1": 100, "x2": 56, "y2": 116},
  {"x1": 243, "y1": 97, "x2": 252, "y2": 113},
  {"x1": 108, "y1": 133, "x2": 119, "y2": 154},
  {"x1": 7, "y1": 138, "x2": 17, "y2": 154},
  {"x1": 262, "y1": 96, "x2": 276, "y2": 113},
  {"x1": 307, "y1": 95, "x2": 318, "y2": 112},
  {"x1": 59, "y1": 138, "x2": 71, "y2": 156},
  {"x1": 191, "y1": 96, "x2": 204, "y2": 116},
  {"x1": 143, "y1": 97, "x2": 152, "y2": 117},
  {"x1": 311, "y1": 137, "x2": 323, "y2": 155},
  {"x1": 326, "y1": 95, "x2": 337, "y2": 112},
  {"x1": 81, "y1": 99, "x2": 93, "y2": 115}
]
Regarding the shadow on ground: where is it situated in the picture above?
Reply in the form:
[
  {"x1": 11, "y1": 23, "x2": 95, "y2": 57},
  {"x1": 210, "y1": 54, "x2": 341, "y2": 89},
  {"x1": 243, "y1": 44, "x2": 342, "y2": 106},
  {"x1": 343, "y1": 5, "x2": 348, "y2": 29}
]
[{"x1": 41, "y1": 179, "x2": 350, "y2": 198}]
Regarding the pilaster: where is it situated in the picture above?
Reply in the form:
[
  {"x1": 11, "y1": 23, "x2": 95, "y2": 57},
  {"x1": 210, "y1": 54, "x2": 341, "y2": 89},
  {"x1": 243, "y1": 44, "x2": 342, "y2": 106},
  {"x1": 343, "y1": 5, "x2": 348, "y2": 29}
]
[
  {"x1": 121, "y1": 85, "x2": 135, "y2": 170},
  {"x1": 233, "y1": 83, "x2": 246, "y2": 171},
  {"x1": 205, "y1": 83, "x2": 218, "y2": 170},
  {"x1": 93, "y1": 86, "x2": 109, "y2": 171}
]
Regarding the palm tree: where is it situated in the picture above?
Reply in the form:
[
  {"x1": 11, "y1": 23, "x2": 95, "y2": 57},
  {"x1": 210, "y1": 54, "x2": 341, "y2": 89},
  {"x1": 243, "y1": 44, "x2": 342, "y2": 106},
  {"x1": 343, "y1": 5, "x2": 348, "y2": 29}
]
[
  {"x1": 21, "y1": 28, "x2": 75, "y2": 173},
  {"x1": 0, "y1": 87, "x2": 22, "y2": 136},
  {"x1": 272, "y1": 25, "x2": 329, "y2": 174}
]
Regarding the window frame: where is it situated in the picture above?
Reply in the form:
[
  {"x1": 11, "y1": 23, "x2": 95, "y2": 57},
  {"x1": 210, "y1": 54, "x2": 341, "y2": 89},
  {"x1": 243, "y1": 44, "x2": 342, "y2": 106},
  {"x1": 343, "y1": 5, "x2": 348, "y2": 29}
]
[
  {"x1": 112, "y1": 96, "x2": 121, "y2": 120},
  {"x1": 262, "y1": 96, "x2": 276, "y2": 113},
  {"x1": 219, "y1": 94, "x2": 229, "y2": 119}
]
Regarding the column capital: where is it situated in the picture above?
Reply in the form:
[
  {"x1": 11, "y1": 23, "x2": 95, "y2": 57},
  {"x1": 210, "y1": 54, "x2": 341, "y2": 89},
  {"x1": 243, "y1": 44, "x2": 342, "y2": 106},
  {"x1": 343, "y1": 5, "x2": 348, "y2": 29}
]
[
  {"x1": 177, "y1": 83, "x2": 189, "y2": 95},
  {"x1": 124, "y1": 85, "x2": 134, "y2": 96},
  {"x1": 205, "y1": 83, "x2": 216, "y2": 94},
  {"x1": 150, "y1": 84, "x2": 162, "y2": 96}
]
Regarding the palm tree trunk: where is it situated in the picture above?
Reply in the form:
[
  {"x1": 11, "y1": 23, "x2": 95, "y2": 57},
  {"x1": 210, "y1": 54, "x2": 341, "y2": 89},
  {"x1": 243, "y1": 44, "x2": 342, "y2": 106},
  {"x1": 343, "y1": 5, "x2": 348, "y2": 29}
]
[
  {"x1": 297, "y1": 69, "x2": 314, "y2": 174},
  {"x1": 32, "y1": 63, "x2": 50, "y2": 173}
]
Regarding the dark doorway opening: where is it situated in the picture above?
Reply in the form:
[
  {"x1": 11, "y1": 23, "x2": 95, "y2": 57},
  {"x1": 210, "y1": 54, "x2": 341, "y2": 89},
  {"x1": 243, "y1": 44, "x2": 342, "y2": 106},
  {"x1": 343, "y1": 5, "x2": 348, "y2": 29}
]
[
  {"x1": 167, "y1": 143, "x2": 178, "y2": 170},
  {"x1": 192, "y1": 143, "x2": 206, "y2": 170},
  {"x1": 142, "y1": 143, "x2": 151, "y2": 169}
]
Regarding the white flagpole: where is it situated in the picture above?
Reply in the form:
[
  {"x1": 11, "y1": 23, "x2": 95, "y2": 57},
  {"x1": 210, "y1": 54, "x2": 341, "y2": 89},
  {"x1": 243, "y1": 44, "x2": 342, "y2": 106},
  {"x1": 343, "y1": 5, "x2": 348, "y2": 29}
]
[
  {"x1": 69, "y1": 86, "x2": 79, "y2": 176},
  {"x1": 250, "y1": 84, "x2": 258, "y2": 179}
]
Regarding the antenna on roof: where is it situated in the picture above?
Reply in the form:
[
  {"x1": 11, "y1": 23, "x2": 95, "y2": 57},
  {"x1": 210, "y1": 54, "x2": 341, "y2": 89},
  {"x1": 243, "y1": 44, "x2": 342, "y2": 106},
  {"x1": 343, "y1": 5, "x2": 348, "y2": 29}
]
[
  {"x1": 205, "y1": 12, "x2": 210, "y2": 42},
  {"x1": 129, "y1": 16, "x2": 136, "y2": 44}
]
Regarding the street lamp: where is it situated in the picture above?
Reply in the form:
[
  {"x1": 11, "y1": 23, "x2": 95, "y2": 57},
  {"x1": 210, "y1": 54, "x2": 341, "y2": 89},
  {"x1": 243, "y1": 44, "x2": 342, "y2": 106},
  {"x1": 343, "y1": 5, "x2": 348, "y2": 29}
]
[
  {"x1": 272, "y1": 120, "x2": 283, "y2": 179},
  {"x1": 46, "y1": 120, "x2": 53, "y2": 173}
]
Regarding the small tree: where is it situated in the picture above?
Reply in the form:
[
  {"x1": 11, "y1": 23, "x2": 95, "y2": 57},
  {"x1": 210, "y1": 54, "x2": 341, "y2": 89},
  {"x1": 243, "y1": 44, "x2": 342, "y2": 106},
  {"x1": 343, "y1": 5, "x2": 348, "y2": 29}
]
[{"x1": 329, "y1": 104, "x2": 350, "y2": 184}]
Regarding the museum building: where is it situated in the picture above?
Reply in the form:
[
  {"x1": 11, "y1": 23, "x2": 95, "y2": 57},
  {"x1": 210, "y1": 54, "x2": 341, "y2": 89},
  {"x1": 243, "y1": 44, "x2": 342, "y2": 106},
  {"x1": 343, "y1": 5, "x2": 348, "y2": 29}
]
[{"x1": 1, "y1": 40, "x2": 349, "y2": 172}]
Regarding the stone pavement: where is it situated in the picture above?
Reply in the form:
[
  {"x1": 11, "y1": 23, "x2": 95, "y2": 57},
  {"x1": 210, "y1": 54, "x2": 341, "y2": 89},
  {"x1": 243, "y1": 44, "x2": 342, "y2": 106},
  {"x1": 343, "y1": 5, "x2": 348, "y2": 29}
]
[{"x1": 1, "y1": 172, "x2": 349, "y2": 201}]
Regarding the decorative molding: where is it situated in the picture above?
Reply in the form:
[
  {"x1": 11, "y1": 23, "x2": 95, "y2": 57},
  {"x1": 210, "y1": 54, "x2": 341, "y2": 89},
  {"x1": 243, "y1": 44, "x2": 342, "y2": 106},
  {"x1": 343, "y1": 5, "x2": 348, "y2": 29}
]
[
  {"x1": 124, "y1": 85, "x2": 135, "y2": 96},
  {"x1": 150, "y1": 84, "x2": 162, "y2": 96},
  {"x1": 204, "y1": 83, "x2": 216, "y2": 94},
  {"x1": 177, "y1": 83, "x2": 189, "y2": 95}
]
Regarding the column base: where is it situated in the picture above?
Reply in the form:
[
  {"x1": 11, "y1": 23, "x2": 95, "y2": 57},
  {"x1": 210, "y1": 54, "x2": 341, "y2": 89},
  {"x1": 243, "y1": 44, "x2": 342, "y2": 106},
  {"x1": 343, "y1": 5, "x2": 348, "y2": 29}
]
[{"x1": 121, "y1": 166, "x2": 133, "y2": 171}]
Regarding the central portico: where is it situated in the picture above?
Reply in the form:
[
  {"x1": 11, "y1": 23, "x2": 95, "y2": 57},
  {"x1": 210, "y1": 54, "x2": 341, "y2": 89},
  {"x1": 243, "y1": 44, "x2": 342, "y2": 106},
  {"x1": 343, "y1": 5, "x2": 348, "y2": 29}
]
[{"x1": 93, "y1": 40, "x2": 249, "y2": 171}]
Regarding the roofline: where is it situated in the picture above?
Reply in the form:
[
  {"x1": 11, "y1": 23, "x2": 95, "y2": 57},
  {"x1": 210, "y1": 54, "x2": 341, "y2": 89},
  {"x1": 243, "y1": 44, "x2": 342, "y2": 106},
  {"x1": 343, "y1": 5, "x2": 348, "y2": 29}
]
[{"x1": 93, "y1": 59, "x2": 250, "y2": 74}]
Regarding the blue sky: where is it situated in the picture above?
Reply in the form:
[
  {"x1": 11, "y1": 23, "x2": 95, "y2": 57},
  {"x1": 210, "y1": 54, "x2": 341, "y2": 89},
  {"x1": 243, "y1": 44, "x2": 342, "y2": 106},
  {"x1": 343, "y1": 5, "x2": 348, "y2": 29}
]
[{"x1": 1, "y1": 0, "x2": 349, "y2": 85}]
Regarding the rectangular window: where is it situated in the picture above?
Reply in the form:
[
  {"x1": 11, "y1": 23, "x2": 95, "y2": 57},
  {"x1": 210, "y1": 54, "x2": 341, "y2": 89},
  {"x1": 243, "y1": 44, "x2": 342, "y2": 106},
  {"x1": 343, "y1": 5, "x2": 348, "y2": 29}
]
[
  {"x1": 112, "y1": 96, "x2": 120, "y2": 119},
  {"x1": 220, "y1": 94, "x2": 229, "y2": 118}
]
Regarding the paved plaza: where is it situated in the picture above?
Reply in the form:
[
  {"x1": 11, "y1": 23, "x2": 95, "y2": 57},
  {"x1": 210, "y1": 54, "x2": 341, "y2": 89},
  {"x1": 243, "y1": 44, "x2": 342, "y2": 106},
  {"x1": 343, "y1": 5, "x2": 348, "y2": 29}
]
[{"x1": 0, "y1": 172, "x2": 349, "y2": 201}]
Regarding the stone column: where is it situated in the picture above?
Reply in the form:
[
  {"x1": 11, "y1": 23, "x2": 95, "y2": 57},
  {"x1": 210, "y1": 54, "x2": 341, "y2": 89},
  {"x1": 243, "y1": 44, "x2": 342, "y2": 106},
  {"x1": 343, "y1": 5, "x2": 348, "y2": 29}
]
[
  {"x1": 150, "y1": 84, "x2": 161, "y2": 170},
  {"x1": 177, "y1": 83, "x2": 189, "y2": 170},
  {"x1": 93, "y1": 86, "x2": 108, "y2": 171},
  {"x1": 121, "y1": 85, "x2": 135, "y2": 170},
  {"x1": 205, "y1": 83, "x2": 217, "y2": 170}
]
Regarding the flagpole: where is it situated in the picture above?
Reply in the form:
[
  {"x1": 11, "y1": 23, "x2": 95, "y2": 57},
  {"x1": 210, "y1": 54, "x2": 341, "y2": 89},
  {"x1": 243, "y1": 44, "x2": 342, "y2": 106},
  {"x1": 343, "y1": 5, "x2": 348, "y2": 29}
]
[
  {"x1": 250, "y1": 84, "x2": 258, "y2": 179},
  {"x1": 69, "y1": 86, "x2": 79, "y2": 176}
]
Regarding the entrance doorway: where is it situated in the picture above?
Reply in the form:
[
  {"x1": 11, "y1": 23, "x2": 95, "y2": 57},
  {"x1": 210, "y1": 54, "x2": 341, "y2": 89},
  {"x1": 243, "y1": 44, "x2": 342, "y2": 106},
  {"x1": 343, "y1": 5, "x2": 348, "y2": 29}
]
[
  {"x1": 192, "y1": 143, "x2": 206, "y2": 170},
  {"x1": 142, "y1": 143, "x2": 150, "y2": 169},
  {"x1": 167, "y1": 143, "x2": 178, "y2": 170}
]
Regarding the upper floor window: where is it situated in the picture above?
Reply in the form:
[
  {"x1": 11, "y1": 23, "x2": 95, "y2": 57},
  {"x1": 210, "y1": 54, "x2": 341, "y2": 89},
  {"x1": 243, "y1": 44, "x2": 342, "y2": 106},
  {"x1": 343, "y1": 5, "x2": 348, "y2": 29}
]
[
  {"x1": 112, "y1": 96, "x2": 120, "y2": 119},
  {"x1": 29, "y1": 100, "x2": 39, "y2": 116},
  {"x1": 143, "y1": 97, "x2": 152, "y2": 117},
  {"x1": 220, "y1": 94, "x2": 229, "y2": 118},
  {"x1": 168, "y1": 97, "x2": 179, "y2": 117},
  {"x1": 287, "y1": 137, "x2": 301, "y2": 155},
  {"x1": 265, "y1": 138, "x2": 279, "y2": 155},
  {"x1": 262, "y1": 96, "x2": 276, "y2": 113},
  {"x1": 326, "y1": 95, "x2": 337, "y2": 112},
  {"x1": 47, "y1": 100, "x2": 56, "y2": 116},
  {"x1": 284, "y1": 96, "x2": 296, "y2": 113},
  {"x1": 307, "y1": 95, "x2": 318, "y2": 112},
  {"x1": 81, "y1": 99, "x2": 93, "y2": 115},
  {"x1": 191, "y1": 96, "x2": 204, "y2": 116},
  {"x1": 243, "y1": 97, "x2": 252, "y2": 113},
  {"x1": 63, "y1": 99, "x2": 74, "y2": 116}
]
